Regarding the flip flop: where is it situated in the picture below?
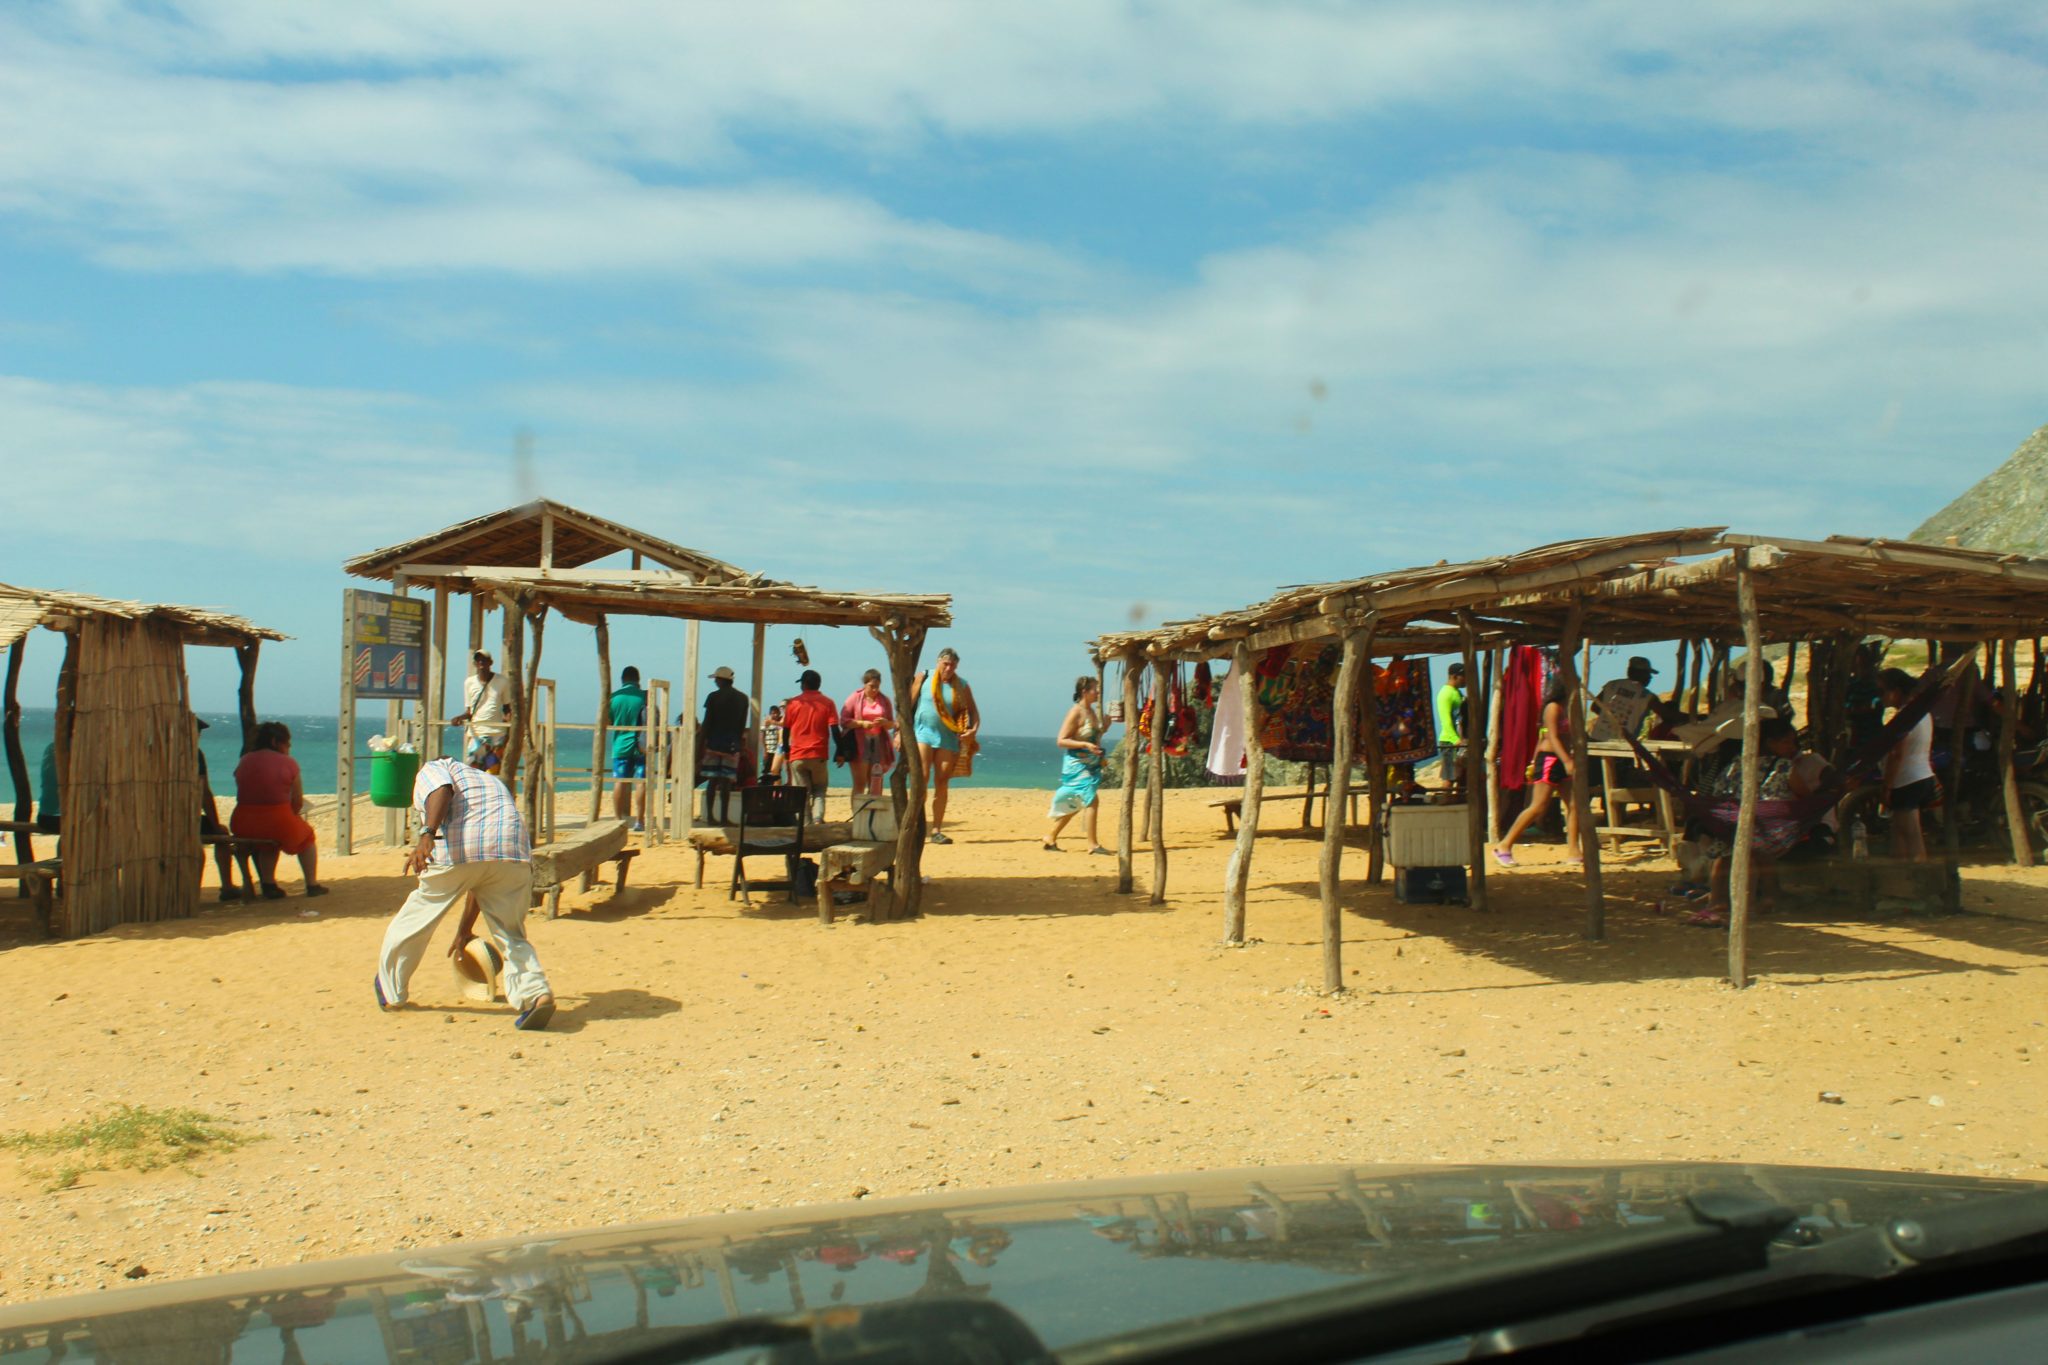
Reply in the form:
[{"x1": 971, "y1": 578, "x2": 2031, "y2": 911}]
[
  {"x1": 1492, "y1": 848, "x2": 1518, "y2": 868},
  {"x1": 928, "y1": 831, "x2": 953, "y2": 845},
  {"x1": 514, "y1": 994, "x2": 556, "y2": 1032},
  {"x1": 1089, "y1": 846, "x2": 1116, "y2": 856},
  {"x1": 1042, "y1": 843, "x2": 1062, "y2": 852},
  {"x1": 304, "y1": 884, "x2": 330, "y2": 898},
  {"x1": 261, "y1": 883, "x2": 287, "y2": 901}
]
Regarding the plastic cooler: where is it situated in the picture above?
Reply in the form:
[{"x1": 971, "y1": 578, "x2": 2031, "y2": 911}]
[{"x1": 369, "y1": 751, "x2": 420, "y2": 808}]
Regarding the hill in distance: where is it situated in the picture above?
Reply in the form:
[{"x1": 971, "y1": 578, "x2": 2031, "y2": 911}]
[{"x1": 1912, "y1": 423, "x2": 2048, "y2": 554}]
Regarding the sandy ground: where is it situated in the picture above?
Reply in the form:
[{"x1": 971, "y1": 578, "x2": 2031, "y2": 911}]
[{"x1": 3, "y1": 785, "x2": 2047, "y2": 1304}]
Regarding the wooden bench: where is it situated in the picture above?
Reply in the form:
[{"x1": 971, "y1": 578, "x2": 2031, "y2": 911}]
[
  {"x1": 529, "y1": 819, "x2": 631, "y2": 918},
  {"x1": 816, "y1": 841, "x2": 896, "y2": 925},
  {"x1": 688, "y1": 822, "x2": 853, "y2": 889},
  {"x1": 0, "y1": 860, "x2": 61, "y2": 938},
  {"x1": 1210, "y1": 786, "x2": 1362, "y2": 835},
  {"x1": 1774, "y1": 854, "x2": 1963, "y2": 917}
]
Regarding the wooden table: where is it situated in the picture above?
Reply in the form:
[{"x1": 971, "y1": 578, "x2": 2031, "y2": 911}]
[
  {"x1": 1587, "y1": 739, "x2": 1689, "y2": 853},
  {"x1": 816, "y1": 841, "x2": 895, "y2": 925}
]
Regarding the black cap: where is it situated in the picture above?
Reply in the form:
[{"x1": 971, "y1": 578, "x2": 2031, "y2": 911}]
[
  {"x1": 798, "y1": 669, "x2": 822, "y2": 689},
  {"x1": 1628, "y1": 655, "x2": 1657, "y2": 676}
]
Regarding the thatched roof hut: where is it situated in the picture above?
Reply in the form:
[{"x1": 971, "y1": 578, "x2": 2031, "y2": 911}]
[{"x1": 1, "y1": 584, "x2": 284, "y2": 937}]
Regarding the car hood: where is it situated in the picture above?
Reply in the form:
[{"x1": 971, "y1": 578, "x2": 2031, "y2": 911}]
[{"x1": 0, "y1": 1161, "x2": 2038, "y2": 1361}]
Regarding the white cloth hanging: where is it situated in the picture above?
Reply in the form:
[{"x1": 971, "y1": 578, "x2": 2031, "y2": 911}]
[{"x1": 1207, "y1": 676, "x2": 1246, "y2": 779}]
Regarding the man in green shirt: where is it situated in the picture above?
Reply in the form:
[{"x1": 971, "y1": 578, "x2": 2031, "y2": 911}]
[
  {"x1": 609, "y1": 666, "x2": 648, "y2": 830},
  {"x1": 1434, "y1": 662, "x2": 1467, "y2": 795}
]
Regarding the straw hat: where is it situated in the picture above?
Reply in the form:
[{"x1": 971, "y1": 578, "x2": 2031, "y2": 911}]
[{"x1": 450, "y1": 937, "x2": 504, "y2": 1002}]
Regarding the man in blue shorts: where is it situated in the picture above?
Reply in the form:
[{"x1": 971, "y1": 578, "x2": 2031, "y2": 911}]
[{"x1": 609, "y1": 665, "x2": 648, "y2": 830}]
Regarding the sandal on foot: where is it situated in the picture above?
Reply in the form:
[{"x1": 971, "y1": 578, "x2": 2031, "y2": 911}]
[
  {"x1": 304, "y1": 884, "x2": 330, "y2": 898},
  {"x1": 1492, "y1": 848, "x2": 1518, "y2": 868},
  {"x1": 374, "y1": 976, "x2": 399, "y2": 1011},
  {"x1": 219, "y1": 887, "x2": 242, "y2": 902},
  {"x1": 1089, "y1": 846, "x2": 1116, "y2": 856},
  {"x1": 261, "y1": 883, "x2": 287, "y2": 901},
  {"x1": 1042, "y1": 842, "x2": 1062, "y2": 851},
  {"x1": 514, "y1": 994, "x2": 556, "y2": 1031},
  {"x1": 928, "y1": 831, "x2": 952, "y2": 845}
]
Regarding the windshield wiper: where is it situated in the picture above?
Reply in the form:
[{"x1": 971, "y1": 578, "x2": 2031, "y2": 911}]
[{"x1": 1058, "y1": 1191, "x2": 1796, "y2": 1365}]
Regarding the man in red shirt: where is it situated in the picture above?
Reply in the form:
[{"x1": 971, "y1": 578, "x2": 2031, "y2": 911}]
[{"x1": 782, "y1": 669, "x2": 838, "y2": 818}]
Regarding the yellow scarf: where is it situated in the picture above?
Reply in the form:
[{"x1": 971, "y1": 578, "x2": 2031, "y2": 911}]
[{"x1": 931, "y1": 672, "x2": 972, "y2": 734}]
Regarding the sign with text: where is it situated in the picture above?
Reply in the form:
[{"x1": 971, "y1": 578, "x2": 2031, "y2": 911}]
[{"x1": 347, "y1": 589, "x2": 427, "y2": 700}]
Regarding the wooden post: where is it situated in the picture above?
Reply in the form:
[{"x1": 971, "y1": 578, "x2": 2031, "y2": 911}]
[
  {"x1": 1999, "y1": 638, "x2": 2033, "y2": 867},
  {"x1": 870, "y1": 620, "x2": 929, "y2": 918},
  {"x1": 1556, "y1": 601, "x2": 1603, "y2": 938},
  {"x1": 234, "y1": 639, "x2": 261, "y2": 756},
  {"x1": 540, "y1": 509, "x2": 555, "y2": 570},
  {"x1": 336, "y1": 593, "x2": 355, "y2": 855},
  {"x1": 1117, "y1": 653, "x2": 1141, "y2": 895},
  {"x1": 1148, "y1": 656, "x2": 1170, "y2": 905},
  {"x1": 426, "y1": 583, "x2": 448, "y2": 762},
  {"x1": 677, "y1": 620, "x2": 701, "y2": 835},
  {"x1": 517, "y1": 607, "x2": 547, "y2": 834},
  {"x1": 1484, "y1": 648, "x2": 1505, "y2": 844},
  {"x1": 1727, "y1": 549, "x2": 1765, "y2": 988},
  {"x1": 1942, "y1": 657, "x2": 1975, "y2": 856},
  {"x1": 499, "y1": 594, "x2": 526, "y2": 791},
  {"x1": 384, "y1": 576, "x2": 407, "y2": 848},
  {"x1": 1222, "y1": 639, "x2": 1264, "y2": 942},
  {"x1": 1361, "y1": 657, "x2": 1389, "y2": 886},
  {"x1": 749, "y1": 623, "x2": 766, "y2": 771},
  {"x1": 1459, "y1": 613, "x2": 1487, "y2": 912},
  {"x1": 1319, "y1": 619, "x2": 1372, "y2": 991},
  {"x1": 1687, "y1": 637, "x2": 1707, "y2": 712},
  {"x1": 589, "y1": 615, "x2": 611, "y2": 826},
  {"x1": 4, "y1": 640, "x2": 30, "y2": 868}
]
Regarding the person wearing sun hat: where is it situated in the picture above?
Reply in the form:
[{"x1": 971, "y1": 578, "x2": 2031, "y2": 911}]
[{"x1": 697, "y1": 665, "x2": 752, "y2": 823}]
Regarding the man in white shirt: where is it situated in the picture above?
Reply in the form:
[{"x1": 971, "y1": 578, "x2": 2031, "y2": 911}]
[
  {"x1": 1589, "y1": 656, "x2": 1679, "y2": 744},
  {"x1": 450, "y1": 651, "x2": 514, "y2": 771}
]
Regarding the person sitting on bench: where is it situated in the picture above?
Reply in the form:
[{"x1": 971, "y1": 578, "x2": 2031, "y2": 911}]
[{"x1": 194, "y1": 718, "x2": 245, "y2": 901}]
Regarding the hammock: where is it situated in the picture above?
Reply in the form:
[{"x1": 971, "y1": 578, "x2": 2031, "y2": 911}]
[{"x1": 1624, "y1": 654, "x2": 1974, "y2": 859}]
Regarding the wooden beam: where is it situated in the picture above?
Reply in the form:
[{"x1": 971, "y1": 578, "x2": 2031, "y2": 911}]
[
  {"x1": 2000, "y1": 637, "x2": 2033, "y2": 868},
  {"x1": 1557, "y1": 600, "x2": 1603, "y2": 938},
  {"x1": 234, "y1": 639, "x2": 261, "y2": 757},
  {"x1": 1320, "y1": 618, "x2": 1373, "y2": 991},
  {"x1": 1148, "y1": 658, "x2": 1170, "y2": 905},
  {"x1": 1728, "y1": 549, "x2": 1763, "y2": 989},
  {"x1": 1459, "y1": 612, "x2": 1488, "y2": 912},
  {"x1": 3, "y1": 640, "x2": 30, "y2": 868},
  {"x1": 1117, "y1": 653, "x2": 1140, "y2": 895},
  {"x1": 1222, "y1": 640, "x2": 1264, "y2": 943},
  {"x1": 1484, "y1": 647, "x2": 1505, "y2": 845},
  {"x1": 426, "y1": 583, "x2": 449, "y2": 763},
  {"x1": 589, "y1": 616, "x2": 612, "y2": 826},
  {"x1": 1361, "y1": 655, "x2": 1389, "y2": 886},
  {"x1": 678, "y1": 621, "x2": 701, "y2": 836},
  {"x1": 539, "y1": 510, "x2": 555, "y2": 570}
]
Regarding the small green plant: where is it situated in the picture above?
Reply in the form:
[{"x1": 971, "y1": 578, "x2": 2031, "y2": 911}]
[{"x1": 1, "y1": 1105, "x2": 255, "y2": 1190}]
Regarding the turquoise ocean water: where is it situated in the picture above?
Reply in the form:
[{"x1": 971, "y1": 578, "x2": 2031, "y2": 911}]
[{"x1": 2, "y1": 710, "x2": 1067, "y2": 804}]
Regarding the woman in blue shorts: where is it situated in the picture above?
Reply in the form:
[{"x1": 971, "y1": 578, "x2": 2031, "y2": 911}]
[{"x1": 913, "y1": 648, "x2": 979, "y2": 844}]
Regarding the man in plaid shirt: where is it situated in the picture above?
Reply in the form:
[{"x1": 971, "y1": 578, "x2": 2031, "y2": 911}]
[{"x1": 375, "y1": 756, "x2": 556, "y2": 1030}]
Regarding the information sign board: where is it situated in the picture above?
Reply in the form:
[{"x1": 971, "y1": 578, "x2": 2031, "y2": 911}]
[{"x1": 348, "y1": 589, "x2": 427, "y2": 700}]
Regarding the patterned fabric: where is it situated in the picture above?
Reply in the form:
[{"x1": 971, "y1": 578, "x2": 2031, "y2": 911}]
[
  {"x1": 1251, "y1": 644, "x2": 1437, "y2": 765},
  {"x1": 414, "y1": 756, "x2": 531, "y2": 867}
]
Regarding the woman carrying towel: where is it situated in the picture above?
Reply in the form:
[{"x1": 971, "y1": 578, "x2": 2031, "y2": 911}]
[
  {"x1": 1045, "y1": 676, "x2": 1115, "y2": 853},
  {"x1": 1491, "y1": 677, "x2": 1582, "y2": 869},
  {"x1": 913, "y1": 648, "x2": 979, "y2": 844}
]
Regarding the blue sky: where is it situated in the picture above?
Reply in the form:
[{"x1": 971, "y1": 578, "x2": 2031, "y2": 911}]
[{"x1": 3, "y1": 1, "x2": 2046, "y2": 733}]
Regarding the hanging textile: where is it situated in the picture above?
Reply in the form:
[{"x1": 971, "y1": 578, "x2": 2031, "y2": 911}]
[
  {"x1": 1207, "y1": 674, "x2": 1247, "y2": 779},
  {"x1": 1193, "y1": 660, "x2": 1214, "y2": 706},
  {"x1": 1249, "y1": 643, "x2": 1437, "y2": 765},
  {"x1": 1497, "y1": 645, "x2": 1549, "y2": 792},
  {"x1": 1136, "y1": 663, "x2": 1199, "y2": 756}
]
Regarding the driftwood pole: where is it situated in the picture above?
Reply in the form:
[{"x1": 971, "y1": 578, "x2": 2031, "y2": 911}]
[
  {"x1": 1557, "y1": 600, "x2": 1603, "y2": 938},
  {"x1": 1942, "y1": 658, "x2": 1975, "y2": 856},
  {"x1": 234, "y1": 640, "x2": 261, "y2": 756},
  {"x1": 1687, "y1": 637, "x2": 1707, "y2": 712},
  {"x1": 1148, "y1": 656, "x2": 1170, "y2": 905},
  {"x1": 1728, "y1": 548, "x2": 1765, "y2": 989},
  {"x1": 870, "y1": 620, "x2": 929, "y2": 919},
  {"x1": 1484, "y1": 648, "x2": 1505, "y2": 844},
  {"x1": 1361, "y1": 656, "x2": 1389, "y2": 885},
  {"x1": 1116, "y1": 652, "x2": 1141, "y2": 895},
  {"x1": 1999, "y1": 638, "x2": 2033, "y2": 867},
  {"x1": 589, "y1": 615, "x2": 612, "y2": 824},
  {"x1": 426, "y1": 582, "x2": 449, "y2": 762},
  {"x1": 4, "y1": 640, "x2": 30, "y2": 868},
  {"x1": 1319, "y1": 618, "x2": 1373, "y2": 992},
  {"x1": 1222, "y1": 638, "x2": 1265, "y2": 943},
  {"x1": 1459, "y1": 613, "x2": 1488, "y2": 912},
  {"x1": 518, "y1": 606, "x2": 548, "y2": 834},
  {"x1": 53, "y1": 626, "x2": 78, "y2": 831}
]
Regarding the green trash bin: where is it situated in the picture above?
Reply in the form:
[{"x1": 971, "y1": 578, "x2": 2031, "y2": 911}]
[{"x1": 369, "y1": 750, "x2": 420, "y2": 809}]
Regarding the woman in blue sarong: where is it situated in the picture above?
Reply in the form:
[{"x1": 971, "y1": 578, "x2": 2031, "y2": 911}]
[{"x1": 1045, "y1": 676, "x2": 1116, "y2": 853}]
